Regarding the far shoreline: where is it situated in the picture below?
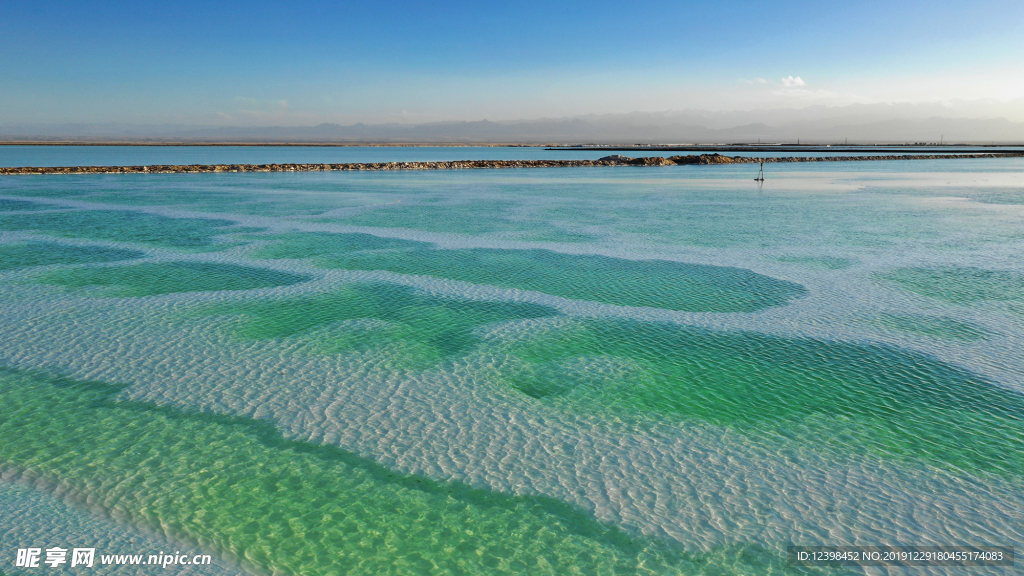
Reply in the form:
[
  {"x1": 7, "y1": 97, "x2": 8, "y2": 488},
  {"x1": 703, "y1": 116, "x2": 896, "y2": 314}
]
[{"x1": 3, "y1": 152, "x2": 1022, "y2": 176}]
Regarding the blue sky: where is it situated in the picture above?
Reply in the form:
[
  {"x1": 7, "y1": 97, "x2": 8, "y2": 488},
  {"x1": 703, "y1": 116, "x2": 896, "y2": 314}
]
[{"x1": 3, "y1": 0, "x2": 1023, "y2": 125}]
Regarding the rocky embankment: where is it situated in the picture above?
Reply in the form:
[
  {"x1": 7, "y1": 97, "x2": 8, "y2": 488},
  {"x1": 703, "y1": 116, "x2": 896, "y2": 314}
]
[{"x1": 1, "y1": 153, "x2": 1020, "y2": 175}]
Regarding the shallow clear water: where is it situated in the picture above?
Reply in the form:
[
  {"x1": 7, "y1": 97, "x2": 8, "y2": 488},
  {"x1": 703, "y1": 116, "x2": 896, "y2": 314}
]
[{"x1": 1, "y1": 151, "x2": 1022, "y2": 575}]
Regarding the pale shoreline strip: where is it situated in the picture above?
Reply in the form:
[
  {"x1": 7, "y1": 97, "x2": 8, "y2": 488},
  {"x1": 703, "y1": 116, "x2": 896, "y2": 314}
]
[{"x1": 1, "y1": 153, "x2": 1022, "y2": 175}]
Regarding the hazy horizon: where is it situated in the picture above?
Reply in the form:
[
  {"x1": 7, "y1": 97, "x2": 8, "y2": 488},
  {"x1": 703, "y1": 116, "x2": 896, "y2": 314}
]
[
  {"x1": 4, "y1": 0, "x2": 1023, "y2": 133},
  {"x1": 3, "y1": 101, "x2": 1023, "y2": 144}
]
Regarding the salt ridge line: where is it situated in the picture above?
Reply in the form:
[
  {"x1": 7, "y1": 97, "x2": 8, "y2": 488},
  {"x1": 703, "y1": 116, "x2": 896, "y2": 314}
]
[{"x1": 1, "y1": 152, "x2": 1022, "y2": 175}]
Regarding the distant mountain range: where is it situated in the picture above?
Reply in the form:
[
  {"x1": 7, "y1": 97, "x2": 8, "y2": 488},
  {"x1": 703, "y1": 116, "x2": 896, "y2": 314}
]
[{"x1": 3, "y1": 102, "x2": 1023, "y2": 144}]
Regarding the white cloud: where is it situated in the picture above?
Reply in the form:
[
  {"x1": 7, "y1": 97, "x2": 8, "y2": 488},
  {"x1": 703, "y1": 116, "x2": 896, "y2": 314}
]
[{"x1": 781, "y1": 76, "x2": 806, "y2": 87}]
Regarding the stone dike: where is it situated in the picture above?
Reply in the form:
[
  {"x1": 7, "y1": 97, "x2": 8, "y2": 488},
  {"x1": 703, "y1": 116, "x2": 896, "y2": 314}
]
[{"x1": 1, "y1": 152, "x2": 1020, "y2": 175}]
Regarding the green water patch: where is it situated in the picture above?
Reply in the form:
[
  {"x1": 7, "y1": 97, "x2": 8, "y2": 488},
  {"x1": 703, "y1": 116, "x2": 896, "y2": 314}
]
[
  {"x1": 0, "y1": 210, "x2": 254, "y2": 249},
  {"x1": 252, "y1": 231, "x2": 805, "y2": 311},
  {"x1": 0, "y1": 199, "x2": 48, "y2": 212},
  {"x1": 517, "y1": 228, "x2": 601, "y2": 243},
  {"x1": 36, "y1": 262, "x2": 309, "y2": 297},
  {"x1": 873, "y1": 313, "x2": 992, "y2": 341},
  {"x1": 314, "y1": 247, "x2": 806, "y2": 313},
  {"x1": 318, "y1": 197, "x2": 598, "y2": 243},
  {"x1": 85, "y1": 182, "x2": 401, "y2": 217},
  {"x1": 0, "y1": 367, "x2": 836, "y2": 576},
  {"x1": 879, "y1": 266, "x2": 1024, "y2": 306},
  {"x1": 250, "y1": 231, "x2": 429, "y2": 260},
  {"x1": 0, "y1": 242, "x2": 144, "y2": 271},
  {"x1": 255, "y1": 233, "x2": 798, "y2": 313},
  {"x1": 199, "y1": 282, "x2": 559, "y2": 364},
  {"x1": 777, "y1": 255, "x2": 854, "y2": 270},
  {"x1": 493, "y1": 318, "x2": 1024, "y2": 478},
  {"x1": 337, "y1": 200, "x2": 534, "y2": 236}
]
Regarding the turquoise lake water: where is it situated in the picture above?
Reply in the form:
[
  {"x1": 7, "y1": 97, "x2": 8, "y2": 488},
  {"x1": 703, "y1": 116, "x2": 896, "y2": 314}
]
[{"x1": 0, "y1": 149, "x2": 1022, "y2": 574}]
